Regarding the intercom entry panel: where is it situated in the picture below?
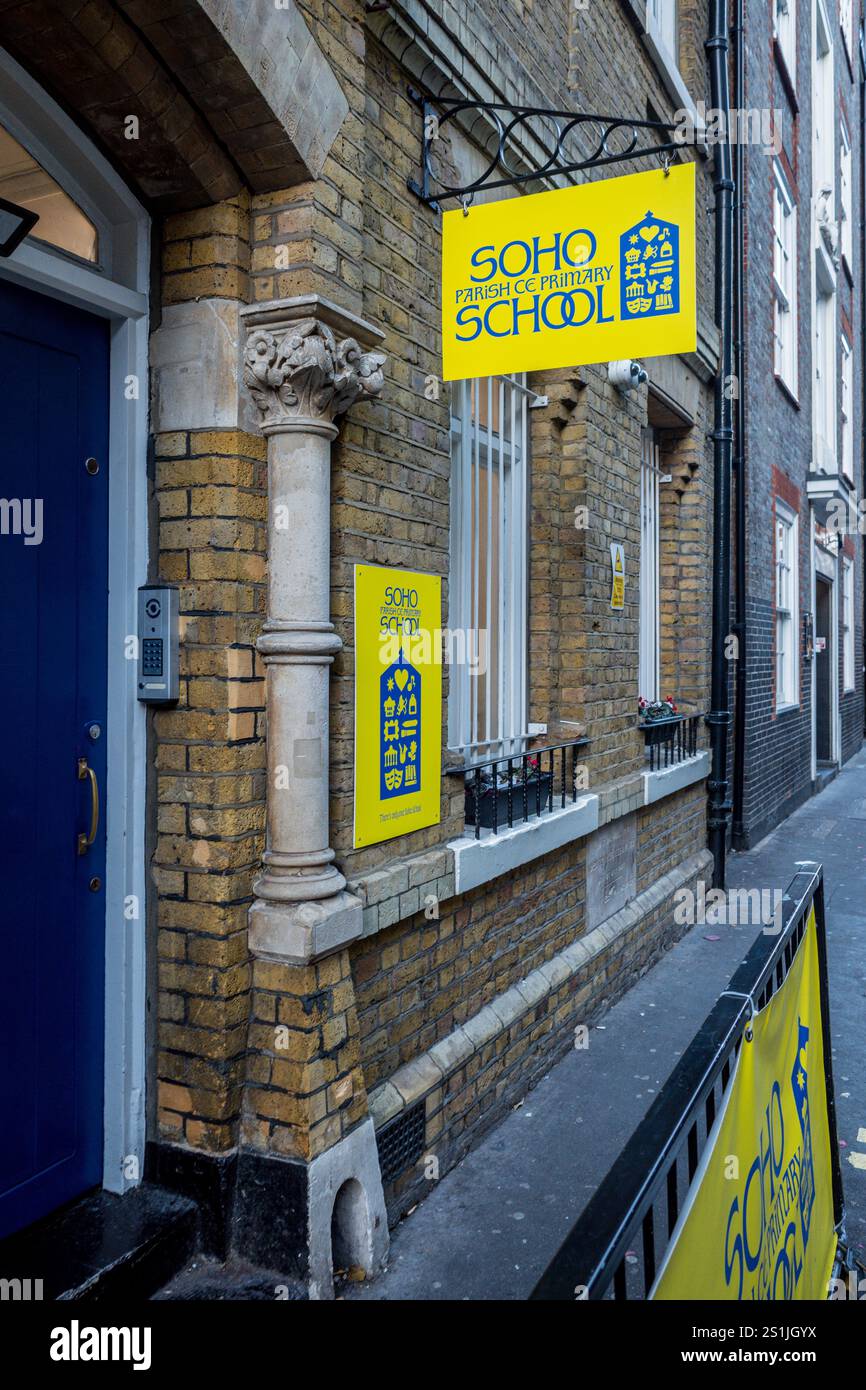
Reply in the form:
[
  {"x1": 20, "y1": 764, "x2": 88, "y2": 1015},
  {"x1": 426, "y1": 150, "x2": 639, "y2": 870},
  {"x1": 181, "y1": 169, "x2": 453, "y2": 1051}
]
[{"x1": 137, "y1": 585, "x2": 179, "y2": 703}]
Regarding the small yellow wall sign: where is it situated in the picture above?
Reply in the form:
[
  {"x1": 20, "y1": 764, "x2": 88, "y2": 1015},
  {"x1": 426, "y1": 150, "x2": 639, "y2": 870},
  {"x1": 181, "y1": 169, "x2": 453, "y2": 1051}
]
[
  {"x1": 441, "y1": 163, "x2": 696, "y2": 380},
  {"x1": 353, "y1": 565, "x2": 443, "y2": 848},
  {"x1": 610, "y1": 542, "x2": 625, "y2": 610}
]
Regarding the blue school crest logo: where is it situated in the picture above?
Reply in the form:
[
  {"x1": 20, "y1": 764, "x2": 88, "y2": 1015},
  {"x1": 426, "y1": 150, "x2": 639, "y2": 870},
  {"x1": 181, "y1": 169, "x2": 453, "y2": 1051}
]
[
  {"x1": 380, "y1": 653, "x2": 421, "y2": 800},
  {"x1": 620, "y1": 210, "x2": 681, "y2": 320}
]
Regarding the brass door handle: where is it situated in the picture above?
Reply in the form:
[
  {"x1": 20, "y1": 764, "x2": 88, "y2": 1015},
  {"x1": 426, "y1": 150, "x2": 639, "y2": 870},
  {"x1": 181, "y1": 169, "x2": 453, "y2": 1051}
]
[{"x1": 77, "y1": 757, "x2": 100, "y2": 856}]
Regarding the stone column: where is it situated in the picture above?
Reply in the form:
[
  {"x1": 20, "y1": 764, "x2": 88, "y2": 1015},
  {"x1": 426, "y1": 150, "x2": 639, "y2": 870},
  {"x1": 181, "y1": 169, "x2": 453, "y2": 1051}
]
[
  {"x1": 241, "y1": 296, "x2": 385, "y2": 959},
  {"x1": 237, "y1": 296, "x2": 389, "y2": 1297}
]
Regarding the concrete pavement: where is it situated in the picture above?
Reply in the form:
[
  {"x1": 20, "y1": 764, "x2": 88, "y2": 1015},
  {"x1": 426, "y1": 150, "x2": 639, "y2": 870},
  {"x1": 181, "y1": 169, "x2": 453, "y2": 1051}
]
[{"x1": 348, "y1": 743, "x2": 866, "y2": 1300}]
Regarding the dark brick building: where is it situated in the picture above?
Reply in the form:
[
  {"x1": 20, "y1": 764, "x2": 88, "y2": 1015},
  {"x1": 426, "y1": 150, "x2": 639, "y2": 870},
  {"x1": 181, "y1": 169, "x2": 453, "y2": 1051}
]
[{"x1": 735, "y1": 0, "x2": 865, "y2": 847}]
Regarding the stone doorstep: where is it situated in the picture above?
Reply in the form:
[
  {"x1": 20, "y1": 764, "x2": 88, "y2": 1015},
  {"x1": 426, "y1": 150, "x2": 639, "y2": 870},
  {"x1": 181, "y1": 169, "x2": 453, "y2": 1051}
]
[
  {"x1": 367, "y1": 848, "x2": 714, "y2": 1129},
  {"x1": 0, "y1": 1186, "x2": 198, "y2": 1303}
]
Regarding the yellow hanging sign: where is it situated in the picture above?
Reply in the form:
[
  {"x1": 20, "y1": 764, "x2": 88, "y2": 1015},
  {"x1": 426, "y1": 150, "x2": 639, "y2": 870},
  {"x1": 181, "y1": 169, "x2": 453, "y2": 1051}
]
[
  {"x1": 441, "y1": 163, "x2": 696, "y2": 381},
  {"x1": 353, "y1": 565, "x2": 442, "y2": 848},
  {"x1": 610, "y1": 542, "x2": 625, "y2": 610},
  {"x1": 651, "y1": 908, "x2": 837, "y2": 1301}
]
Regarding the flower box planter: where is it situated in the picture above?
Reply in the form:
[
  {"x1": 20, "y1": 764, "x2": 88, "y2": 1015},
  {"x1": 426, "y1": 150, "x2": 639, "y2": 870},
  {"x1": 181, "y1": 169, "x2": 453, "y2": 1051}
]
[{"x1": 466, "y1": 771, "x2": 553, "y2": 830}]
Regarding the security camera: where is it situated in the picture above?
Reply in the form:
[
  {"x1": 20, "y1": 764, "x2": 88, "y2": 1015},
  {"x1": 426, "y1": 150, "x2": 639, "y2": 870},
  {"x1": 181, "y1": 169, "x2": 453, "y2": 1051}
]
[{"x1": 608, "y1": 359, "x2": 648, "y2": 393}]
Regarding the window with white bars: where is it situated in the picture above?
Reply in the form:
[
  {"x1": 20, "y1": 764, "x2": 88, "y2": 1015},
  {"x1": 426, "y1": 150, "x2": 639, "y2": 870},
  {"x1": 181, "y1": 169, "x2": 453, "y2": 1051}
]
[
  {"x1": 843, "y1": 556, "x2": 855, "y2": 691},
  {"x1": 640, "y1": 427, "x2": 661, "y2": 702},
  {"x1": 773, "y1": 162, "x2": 798, "y2": 394},
  {"x1": 841, "y1": 333, "x2": 853, "y2": 482},
  {"x1": 647, "y1": 0, "x2": 678, "y2": 62},
  {"x1": 774, "y1": 0, "x2": 797, "y2": 83},
  {"x1": 449, "y1": 376, "x2": 529, "y2": 757},
  {"x1": 775, "y1": 502, "x2": 799, "y2": 709}
]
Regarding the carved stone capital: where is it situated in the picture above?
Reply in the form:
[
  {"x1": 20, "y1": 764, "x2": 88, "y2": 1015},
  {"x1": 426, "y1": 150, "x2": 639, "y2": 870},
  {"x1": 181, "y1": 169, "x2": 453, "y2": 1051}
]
[{"x1": 241, "y1": 295, "x2": 386, "y2": 434}]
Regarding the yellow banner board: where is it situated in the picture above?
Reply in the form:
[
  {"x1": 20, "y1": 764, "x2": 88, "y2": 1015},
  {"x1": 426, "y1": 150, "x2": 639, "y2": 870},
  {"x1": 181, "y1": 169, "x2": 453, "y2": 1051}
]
[
  {"x1": 441, "y1": 163, "x2": 696, "y2": 381},
  {"x1": 610, "y1": 542, "x2": 625, "y2": 610},
  {"x1": 353, "y1": 565, "x2": 442, "y2": 848},
  {"x1": 651, "y1": 907, "x2": 837, "y2": 1300}
]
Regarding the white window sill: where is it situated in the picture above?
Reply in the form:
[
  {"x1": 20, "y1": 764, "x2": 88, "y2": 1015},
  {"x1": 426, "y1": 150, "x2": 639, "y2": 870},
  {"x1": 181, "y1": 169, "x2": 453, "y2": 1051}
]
[
  {"x1": 776, "y1": 702, "x2": 800, "y2": 716},
  {"x1": 643, "y1": 750, "x2": 710, "y2": 805},
  {"x1": 448, "y1": 793, "x2": 600, "y2": 894},
  {"x1": 775, "y1": 372, "x2": 799, "y2": 406}
]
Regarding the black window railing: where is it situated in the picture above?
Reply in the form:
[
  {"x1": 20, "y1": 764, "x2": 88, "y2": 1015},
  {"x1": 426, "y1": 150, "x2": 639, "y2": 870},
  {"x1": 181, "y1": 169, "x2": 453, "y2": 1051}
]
[
  {"x1": 447, "y1": 738, "x2": 590, "y2": 839},
  {"x1": 639, "y1": 712, "x2": 703, "y2": 771}
]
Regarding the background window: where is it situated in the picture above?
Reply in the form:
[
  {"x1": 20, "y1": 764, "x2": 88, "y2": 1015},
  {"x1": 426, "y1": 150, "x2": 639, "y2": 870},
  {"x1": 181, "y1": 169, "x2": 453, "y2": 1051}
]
[
  {"x1": 647, "y1": 0, "x2": 678, "y2": 62},
  {"x1": 449, "y1": 376, "x2": 528, "y2": 755},
  {"x1": 840, "y1": 118, "x2": 852, "y2": 272},
  {"x1": 813, "y1": 1, "x2": 834, "y2": 196},
  {"x1": 843, "y1": 557, "x2": 855, "y2": 691},
  {"x1": 639, "y1": 427, "x2": 661, "y2": 702},
  {"x1": 774, "y1": 0, "x2": 797, "y2": 82},
  {"x1": 814, "y1": 291, "x2": 837, "y2": 467},
  {"x1": 841, "y1": 334, "x2": 853, "y2": 482},
  {"x1": 841, "y1": 0, "x2": 854, "y2": 62},
  {"x1": 775, "y1": 504, "x2": 799, "y2": 708},
  {"x1": 773, "y1": 163, "x2": 798, "y2": 393}
]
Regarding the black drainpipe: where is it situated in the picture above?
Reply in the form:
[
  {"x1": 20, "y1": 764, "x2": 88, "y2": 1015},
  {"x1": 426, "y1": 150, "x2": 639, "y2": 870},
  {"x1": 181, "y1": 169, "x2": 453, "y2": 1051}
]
[
  {"x1": 731, "y1": 0, "x2": 747, "y2": 848},
  {"x1": 706, "y1": 0, "x2": 735, "y2": 889}
]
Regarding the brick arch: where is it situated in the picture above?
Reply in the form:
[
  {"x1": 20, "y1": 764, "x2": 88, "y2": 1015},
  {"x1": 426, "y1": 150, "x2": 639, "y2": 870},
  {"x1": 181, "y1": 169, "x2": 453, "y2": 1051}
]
[{"x1": 0, "y1": 0, "x2": 348, "y2": 212}]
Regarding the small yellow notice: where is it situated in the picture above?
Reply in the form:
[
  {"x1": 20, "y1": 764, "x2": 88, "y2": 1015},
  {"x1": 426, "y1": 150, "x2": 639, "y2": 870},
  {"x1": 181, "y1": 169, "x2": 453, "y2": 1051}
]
[
  {"x1": 353, "y1": 565, "x2": 442, "y2": 848},
  {"x1": 610, "y1": 542, "x2": 625, "y2": 610}
]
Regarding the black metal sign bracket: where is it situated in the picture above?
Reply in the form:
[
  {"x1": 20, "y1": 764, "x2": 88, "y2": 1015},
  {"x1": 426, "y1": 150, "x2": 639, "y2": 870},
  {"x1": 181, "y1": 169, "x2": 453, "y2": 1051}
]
[{"x1": 407, "y1": 89, "x2": 695, "y2": 212}]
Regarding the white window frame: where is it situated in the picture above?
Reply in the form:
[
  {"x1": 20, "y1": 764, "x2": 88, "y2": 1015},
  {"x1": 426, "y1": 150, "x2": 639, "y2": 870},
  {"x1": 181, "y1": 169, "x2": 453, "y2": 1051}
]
[
  {"x1": 842, "y1": 555, "x2": 855, "y2": 691},
  {"x1": 640, "y1": 427, "x2": 661, "y2": 702},
  {"x1": 813, "y1": 1, "x2": 835, "y2": 199},
  {"x1": 814, "y1": 288, "x2": 837, "y2": 468},
  {"x1": 773, "y1": 162, "x2": 798, "y2": 395},
  {"x1": 775, "y1": 502, "x2": 800, "y2": 710},
  {"x1": 647, "y1": 0, "x2": 678, "y2": 63},
  {"x1": 841, "y1": 332, "x2": 853, "y2": 482},
  {"x1": 840, "y1": 115, "x2": 852, "y2": 273},
  {"x1": 774, "y1": 0, "x2": 797, "y2": 84},
  {"x1": 841, "y1": 0, "x2": 855, "y2": 64},
  {"x1": 449, "y1": 375, "x2": 529, "y2": 758}
]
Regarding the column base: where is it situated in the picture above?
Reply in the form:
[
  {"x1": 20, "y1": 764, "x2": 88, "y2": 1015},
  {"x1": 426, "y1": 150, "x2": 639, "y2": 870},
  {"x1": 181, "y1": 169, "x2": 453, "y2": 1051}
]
[
  {"x1": 232, "y1": 1120, "x2": 389, "y2": 1299},
  {"x1": 249, "y1": 891, "x2": 363, "y2": 964}
]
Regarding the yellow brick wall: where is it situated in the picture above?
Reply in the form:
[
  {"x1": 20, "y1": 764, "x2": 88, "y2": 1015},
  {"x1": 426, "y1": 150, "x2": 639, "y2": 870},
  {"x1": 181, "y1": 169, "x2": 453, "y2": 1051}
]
[
  {"x1": 161, "y1": 193, "x2": 251, "y2": 305},
  {"x1": 153, "y1": 421, "x2": 267, "y2": 1151},
  {"x1": 149, "y1": 0, "x2": 715, "y2": 1170}
]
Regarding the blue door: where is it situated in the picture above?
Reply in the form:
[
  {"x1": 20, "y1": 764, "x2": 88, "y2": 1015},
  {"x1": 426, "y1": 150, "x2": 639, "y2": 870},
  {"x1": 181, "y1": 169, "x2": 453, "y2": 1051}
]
[{"x1": 0, "y1": 277, "x2": 109, "y2": 1238}]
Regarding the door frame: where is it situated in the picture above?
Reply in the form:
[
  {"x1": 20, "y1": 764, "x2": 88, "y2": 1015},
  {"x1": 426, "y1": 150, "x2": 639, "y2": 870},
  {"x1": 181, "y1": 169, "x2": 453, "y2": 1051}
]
[
  {"x1": 0, "y1": 48, "x2": 150, "y2": 1196},
  {"x1": 811, "y1": 522, "x2": 841, "y2": 778}
]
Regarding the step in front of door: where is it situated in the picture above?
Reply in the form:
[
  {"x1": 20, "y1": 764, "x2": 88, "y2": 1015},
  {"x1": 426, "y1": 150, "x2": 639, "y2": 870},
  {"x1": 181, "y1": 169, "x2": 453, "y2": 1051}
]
[{"x1": 0, "y1": 1185, "x2": 198, "y2": 1302}]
